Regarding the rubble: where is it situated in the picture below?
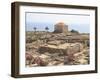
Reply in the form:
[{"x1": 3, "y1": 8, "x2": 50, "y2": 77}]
[{"x1": 26, "y1": 31, "x2": 89, "y2": 67}]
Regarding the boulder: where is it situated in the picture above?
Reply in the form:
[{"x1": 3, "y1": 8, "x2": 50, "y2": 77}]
[
  {"x1": 47, "y1": 41, "x2": 61, "y2": 45},
  {"x1": 39, "y1": 54, "x2": 50, "y2": 60},
  {"x1": 38, "y1": 45, "x2": 65, "y2": 54},
  {"x1": 65, "y1": 43, "x2": 83, "y2": 55},
  {"x1": 25, "y1": 53, "x2": 33, "y2": 65},
  {"x1": 48, "y1": 61, "x2": 62, "y2": 66},
  {"x1": 26, "y1": 53, "x2": 33, "y2": 61},
  {"x1": 31, "y1": 56, "x2": 48, "y2": 66}
]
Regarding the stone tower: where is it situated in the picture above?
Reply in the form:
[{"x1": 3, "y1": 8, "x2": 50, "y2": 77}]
[{"x1": 54, "y1": 22, "x2": 68, "y2": 33}]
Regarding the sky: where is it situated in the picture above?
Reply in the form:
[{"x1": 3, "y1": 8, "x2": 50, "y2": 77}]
[{"x1": 25, "y1": 12, "x2": 90, "y2": 33}]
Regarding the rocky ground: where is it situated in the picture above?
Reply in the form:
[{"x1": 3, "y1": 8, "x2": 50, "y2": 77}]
[{"x1": 26, "y1": 31, "x2": 90, "y2": 67}]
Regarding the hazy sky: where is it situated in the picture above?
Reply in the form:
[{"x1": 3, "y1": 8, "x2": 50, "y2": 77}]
[{"x1": 26, "y1": 12, "x2": 90, "y2": 33}]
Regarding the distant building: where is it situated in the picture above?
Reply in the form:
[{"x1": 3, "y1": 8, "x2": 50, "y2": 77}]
[{"x1": 54, "y1": 22, "x2": 68, "y2": 33}]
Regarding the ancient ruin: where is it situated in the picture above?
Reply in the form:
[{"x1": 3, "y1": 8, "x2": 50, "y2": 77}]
[
  {"x1": 26, "y1": 22, "x2": 90, "y2": 67},
  {"x1": 54, "y1": 22, "x2": 68, "y2": 33}
]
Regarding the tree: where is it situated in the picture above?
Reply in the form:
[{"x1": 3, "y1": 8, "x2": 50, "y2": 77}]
[
  {"x1": 70, "y1": 29, "x2": 79, "y2": 34},
  {"x1": 45, "y1": 26, "x2": 49, "y2": 32},
  {"x1": 33, "y1": 27, "x2": 37, "y2": 32},
  {"x1": 44, "y1": 26, "x2": 49, "y2": 43},
  {"x1": 33, "y1": 27, "x2": 37, "y2": 41}
]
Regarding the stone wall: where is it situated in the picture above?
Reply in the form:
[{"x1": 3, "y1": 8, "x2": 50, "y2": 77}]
[{"x1": 54, "y1": 22, "x2": 68, "y2": 33}]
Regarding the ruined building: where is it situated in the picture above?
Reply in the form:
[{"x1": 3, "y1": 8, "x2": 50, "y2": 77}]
[{"x1": 54, "y1": 22, "x2": 68, "y2": 33}]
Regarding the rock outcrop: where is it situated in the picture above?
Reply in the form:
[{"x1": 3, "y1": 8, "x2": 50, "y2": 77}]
[
  {"x1": 26, "y1": 31, "x2": 89, "y2": 67},
  {"x1": 39, "y1": 43, "x2": 83, "y2": 55}
]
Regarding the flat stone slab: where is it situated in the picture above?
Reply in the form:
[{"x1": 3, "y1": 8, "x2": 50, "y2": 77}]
[{"x1": 38, "y1": 43, "x2": 83, "y2": 54}]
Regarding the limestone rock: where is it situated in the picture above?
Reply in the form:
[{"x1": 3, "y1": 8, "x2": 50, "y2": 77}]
[
  {"x1": 31, "y1": 56, "x2": 48, "y2": 66},
  {"x1": 25, "y1": 53, "x2": 33, "y2": 65},
  {"x1": 65, "y1": 43, "x2": 83, "y2": 55},
  {"x1": 38, "y1": 45, "x2": 65, "y2": 54},
  {"x1": 47, "y1": 41, "x2": 61, "y2": 45}
]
